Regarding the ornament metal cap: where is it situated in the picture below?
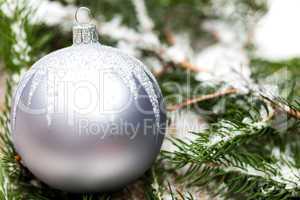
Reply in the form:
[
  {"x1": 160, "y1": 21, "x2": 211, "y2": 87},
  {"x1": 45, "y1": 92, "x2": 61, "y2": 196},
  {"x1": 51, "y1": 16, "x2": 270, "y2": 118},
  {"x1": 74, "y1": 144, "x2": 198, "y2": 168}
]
[{"x1": 73, "y1": 7, "x2": 99, "y2": 45}]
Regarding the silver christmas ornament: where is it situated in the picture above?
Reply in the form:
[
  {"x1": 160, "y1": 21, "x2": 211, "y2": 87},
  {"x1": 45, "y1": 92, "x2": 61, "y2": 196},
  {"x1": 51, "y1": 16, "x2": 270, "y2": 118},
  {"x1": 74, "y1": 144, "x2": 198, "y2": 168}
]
[{"x1": 11, "y1": 7, "x2": 166, "y2": 192}]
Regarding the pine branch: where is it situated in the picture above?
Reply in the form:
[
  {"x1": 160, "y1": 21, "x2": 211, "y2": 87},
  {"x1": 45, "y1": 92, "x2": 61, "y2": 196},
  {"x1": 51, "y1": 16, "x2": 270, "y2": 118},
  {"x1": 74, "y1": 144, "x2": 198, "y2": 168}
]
[
  {"x1": 0, "y1": 0, "x2": 53, "y2": 74},
  {"x1": 181, "y1": 159, "x2": 298, "y2": 200},
  {"x1": 163, "y1": 139, "x2": 300, "y2": 199},
  {"x1": 163, "y1": 117, "x2": 273, "y2": 167},
  {"x1": 144, "y1": 167, "x2": 164, "y2": 200},
  {"x1": 162, "y1": 100, "x2": 300, "y2": 199},
  {"x1": 0, "y1": 0, "x2": 32, "y2": 73}
]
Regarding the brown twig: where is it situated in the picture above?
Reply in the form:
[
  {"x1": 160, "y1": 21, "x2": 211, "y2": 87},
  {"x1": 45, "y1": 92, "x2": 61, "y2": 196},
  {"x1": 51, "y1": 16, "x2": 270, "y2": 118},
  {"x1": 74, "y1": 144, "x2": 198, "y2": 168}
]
[
  {"x1": 15, "y1": 155, "x2": 22, "y2": 162},
  {"x1": 167, "y1": 88, "x2": 238, "y2": 112},
  {"x1": 283, "y1": 106, "x2": 300, "y2": 120},
  {"x1": 164, "y1": 29, "x2": 176, "y2": 45},
  {"x1": 162, "y1": 30, "x2": 202, "y2": 73},
  {"x1": 153, "y1": 63, "x2": 173, "y2": 77},
  {"x1": 261, "y1": 96, "x2": 300, "y2": 120},
  {"x1": 154, "y1": 59, "x2": 201, "y2": 78},
  {"x1": 143, "y1": 48, "x2": 202, "y2": 78},
  {"x1": 141, "y1": 26, "x2": 203, "y2": 76},
  {"x1": 179, "y1": 59, "x2": 201, "y2": 72},
  {"x1": 278, "y1": 103, "x2": 300, "y2": 120}
]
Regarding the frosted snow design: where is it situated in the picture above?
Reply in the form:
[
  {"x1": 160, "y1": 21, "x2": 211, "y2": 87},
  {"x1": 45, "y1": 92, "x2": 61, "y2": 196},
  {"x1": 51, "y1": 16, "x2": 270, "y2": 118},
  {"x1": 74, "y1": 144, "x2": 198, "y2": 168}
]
[
  {"x1": 27, "y1": 67, "x2": 47, "y2": 106},
  {"x1": 12, "y1": 44, "x2": 162, "y2": 130}
]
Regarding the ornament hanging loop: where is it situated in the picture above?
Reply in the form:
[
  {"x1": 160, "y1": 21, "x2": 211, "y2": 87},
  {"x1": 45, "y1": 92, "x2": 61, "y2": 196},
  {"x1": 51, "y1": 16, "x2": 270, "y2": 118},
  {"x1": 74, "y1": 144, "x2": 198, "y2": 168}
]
[
  {"x1": 73, "y1": 7, "x2": 99, "y2": 45},
  {"x1": 75, "y1": 7, "x2": 92, "y2": 24}
]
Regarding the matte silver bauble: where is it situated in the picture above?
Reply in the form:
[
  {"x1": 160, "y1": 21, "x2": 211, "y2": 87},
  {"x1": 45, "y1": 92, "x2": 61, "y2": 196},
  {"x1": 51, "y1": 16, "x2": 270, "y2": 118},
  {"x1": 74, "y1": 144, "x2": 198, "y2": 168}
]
[{"x1": 11, "y1": 8, "x2": 166, "y2": 192}]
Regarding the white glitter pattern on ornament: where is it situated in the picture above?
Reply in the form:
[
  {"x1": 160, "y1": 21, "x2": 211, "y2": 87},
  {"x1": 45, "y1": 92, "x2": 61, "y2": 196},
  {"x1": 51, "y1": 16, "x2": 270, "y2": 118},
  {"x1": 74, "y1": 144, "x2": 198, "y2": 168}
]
[
  {"x1": 12, "y1": 44, "x2": 161, "y2": 129},
  {"x1": 27, "y1": 67, "x2": 47, "y2": 106}
]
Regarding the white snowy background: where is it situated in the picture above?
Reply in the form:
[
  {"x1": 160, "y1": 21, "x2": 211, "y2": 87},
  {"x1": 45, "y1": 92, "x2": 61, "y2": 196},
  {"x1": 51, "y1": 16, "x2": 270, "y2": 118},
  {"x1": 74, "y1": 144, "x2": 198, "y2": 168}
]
[{"x1": 254, "y1": 0, "x2": 300, "y2": 60}]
